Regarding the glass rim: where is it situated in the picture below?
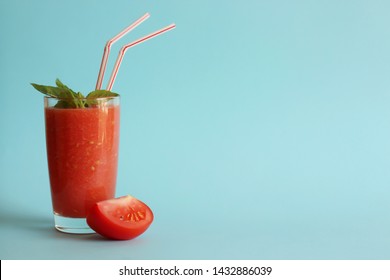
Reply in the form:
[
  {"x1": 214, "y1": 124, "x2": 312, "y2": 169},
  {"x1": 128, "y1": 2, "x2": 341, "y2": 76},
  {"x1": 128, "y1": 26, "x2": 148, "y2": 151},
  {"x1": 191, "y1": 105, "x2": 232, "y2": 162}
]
[{"x1": 43, "y1": 95, "x2": 120, "y2": 101}]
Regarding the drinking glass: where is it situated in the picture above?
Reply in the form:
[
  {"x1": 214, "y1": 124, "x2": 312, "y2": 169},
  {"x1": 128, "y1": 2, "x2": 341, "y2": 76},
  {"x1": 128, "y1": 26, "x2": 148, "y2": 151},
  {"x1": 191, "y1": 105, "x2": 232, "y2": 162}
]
[{"x1": 44, "y1": 96, "x2": 120, "y2": 234}]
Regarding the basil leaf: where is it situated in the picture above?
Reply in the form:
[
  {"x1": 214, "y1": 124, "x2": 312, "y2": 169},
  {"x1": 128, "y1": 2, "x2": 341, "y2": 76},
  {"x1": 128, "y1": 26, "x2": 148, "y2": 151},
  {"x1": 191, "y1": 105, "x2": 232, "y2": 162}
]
[
  {"x1": 86, "y1": 90, "x2": 119, "y2": 99},
  {"x1": 54, "y1": 100, "x2": 73, "y2": 108},
  {"x1": 31, "y1": 80, "x2": 86, "y2": 108},
  {"x1": 56, "y1": 79, "x2": 86, "y2": 108},
  {"x1": 86, "y1": 90, "x2": 119, "y2": 107},
  {"x1": 31, "y1": 79, "x2": 118, "y2": 109},
  {"x1": 31, "y1": 83, "x2": 68, "y2": 98},
  {"x1": 56, "y1": 78, "x2": 73, "y2": 91}
]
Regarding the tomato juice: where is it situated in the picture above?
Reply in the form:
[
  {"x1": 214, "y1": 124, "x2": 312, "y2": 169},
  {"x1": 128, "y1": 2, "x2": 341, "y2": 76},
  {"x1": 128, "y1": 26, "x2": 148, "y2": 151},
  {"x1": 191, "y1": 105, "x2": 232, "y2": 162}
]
[{"x1": 45, "y1": 102, "x2": 120, "y2": 218}]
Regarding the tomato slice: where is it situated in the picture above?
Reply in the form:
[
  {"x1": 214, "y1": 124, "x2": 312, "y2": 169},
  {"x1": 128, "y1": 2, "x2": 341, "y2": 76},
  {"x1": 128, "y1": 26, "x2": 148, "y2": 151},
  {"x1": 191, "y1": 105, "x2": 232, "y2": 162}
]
[{"x1": 86, "y1": 195, "x2": 154, "y2": 240}]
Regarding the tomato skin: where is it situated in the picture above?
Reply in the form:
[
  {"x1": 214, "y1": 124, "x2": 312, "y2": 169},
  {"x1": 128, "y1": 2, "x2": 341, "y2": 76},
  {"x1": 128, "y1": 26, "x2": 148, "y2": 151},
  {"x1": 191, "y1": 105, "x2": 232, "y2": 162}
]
[{"x1": 86, "y1": 195, "x2": 154, "y2": 240}]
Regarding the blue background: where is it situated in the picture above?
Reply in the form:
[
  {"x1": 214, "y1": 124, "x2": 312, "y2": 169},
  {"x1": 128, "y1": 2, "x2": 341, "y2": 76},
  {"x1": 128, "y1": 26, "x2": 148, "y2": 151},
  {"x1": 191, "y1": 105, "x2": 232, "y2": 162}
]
[{"x1": 1, "y1": 0, "x2": 390, "y2": 259}]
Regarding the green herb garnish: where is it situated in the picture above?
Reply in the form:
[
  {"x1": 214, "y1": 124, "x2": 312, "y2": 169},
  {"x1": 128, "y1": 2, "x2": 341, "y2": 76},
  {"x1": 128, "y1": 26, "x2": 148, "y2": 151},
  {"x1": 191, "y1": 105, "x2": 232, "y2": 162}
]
[{"x1": 31, "y1": 79, "x2": 119, "y2": 108}]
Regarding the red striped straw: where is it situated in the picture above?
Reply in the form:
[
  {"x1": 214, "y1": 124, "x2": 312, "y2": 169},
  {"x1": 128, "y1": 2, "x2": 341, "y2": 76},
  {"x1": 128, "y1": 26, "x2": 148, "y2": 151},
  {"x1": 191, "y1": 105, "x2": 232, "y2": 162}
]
[
  {"x1": 95, "y1": 13, "x2": 150, "y2": 90},
  {"x1": 106, "y1": 23, "x2": 176, "y2": 91}
]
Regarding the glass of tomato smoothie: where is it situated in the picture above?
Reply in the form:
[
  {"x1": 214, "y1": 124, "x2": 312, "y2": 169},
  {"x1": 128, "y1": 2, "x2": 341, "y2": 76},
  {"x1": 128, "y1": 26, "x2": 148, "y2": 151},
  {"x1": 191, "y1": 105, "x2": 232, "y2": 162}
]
[{"x1": 44, "y1": 96, "x2": 120, "y2": 234}]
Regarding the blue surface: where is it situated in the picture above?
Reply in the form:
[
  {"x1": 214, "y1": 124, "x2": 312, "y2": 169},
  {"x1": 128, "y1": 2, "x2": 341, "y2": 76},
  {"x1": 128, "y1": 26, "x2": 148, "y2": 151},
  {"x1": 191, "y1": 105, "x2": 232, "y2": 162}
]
[{"x1": 1, "y1": 0, "x2": 390, "y2": 259}]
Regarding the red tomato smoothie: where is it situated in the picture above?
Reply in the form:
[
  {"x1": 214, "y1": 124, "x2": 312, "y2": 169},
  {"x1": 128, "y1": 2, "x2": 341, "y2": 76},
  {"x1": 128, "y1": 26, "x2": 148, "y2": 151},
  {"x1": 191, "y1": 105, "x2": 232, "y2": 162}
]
[{"x1": 45, "y1": 104, "x2": 120, "y2": 218}]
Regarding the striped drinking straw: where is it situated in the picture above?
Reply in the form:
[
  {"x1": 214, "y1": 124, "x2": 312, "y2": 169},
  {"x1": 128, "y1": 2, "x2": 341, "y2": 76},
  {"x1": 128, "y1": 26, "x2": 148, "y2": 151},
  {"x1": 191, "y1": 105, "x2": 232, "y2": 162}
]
[
  {"x1": 106, "y1": 23, "x2": 176, "y2": 91},
  {"x1": 95, "y1": 13, "x2": 175, "y2": 91},
  {"x1": 95, "y1": 13, "x2": 150, "y2": 90}
]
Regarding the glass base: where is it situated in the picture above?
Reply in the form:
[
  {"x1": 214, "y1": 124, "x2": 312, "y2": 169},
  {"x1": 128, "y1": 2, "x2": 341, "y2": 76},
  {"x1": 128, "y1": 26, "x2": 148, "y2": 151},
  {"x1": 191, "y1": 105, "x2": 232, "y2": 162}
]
[{"x1": 54, "y1": 214, "x2": 95, "y2": 234}]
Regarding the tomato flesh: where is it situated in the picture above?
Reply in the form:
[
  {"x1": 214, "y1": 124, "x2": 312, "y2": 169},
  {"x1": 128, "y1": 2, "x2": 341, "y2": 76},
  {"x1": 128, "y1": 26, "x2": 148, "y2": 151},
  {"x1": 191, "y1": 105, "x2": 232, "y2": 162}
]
[{"x1": 86, "y1": 195, "x2": 154, "y2": 240}]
